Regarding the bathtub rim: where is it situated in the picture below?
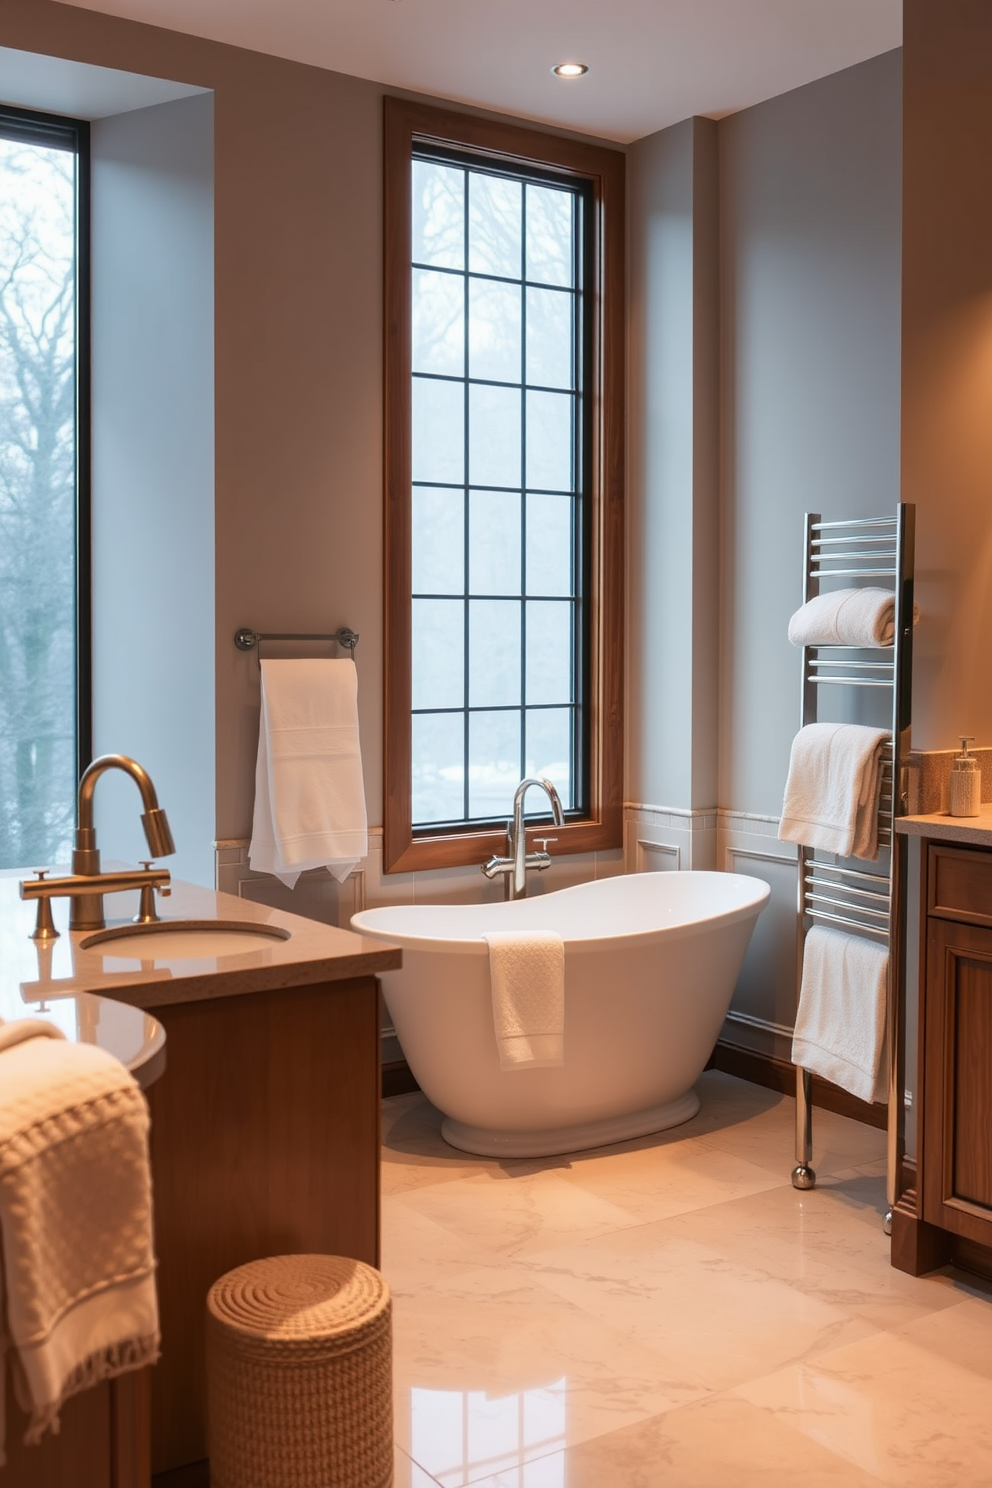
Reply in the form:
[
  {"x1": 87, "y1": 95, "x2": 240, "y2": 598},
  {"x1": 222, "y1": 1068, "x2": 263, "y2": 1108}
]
[{"x1": 351, "y1": 869, "x2": 771, "y2": 956}]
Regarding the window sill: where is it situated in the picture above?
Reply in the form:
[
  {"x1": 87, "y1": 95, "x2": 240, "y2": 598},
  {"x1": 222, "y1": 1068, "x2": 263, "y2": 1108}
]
[{"x1": 384, "y1": 812, "x2": 622, "y2": 875}]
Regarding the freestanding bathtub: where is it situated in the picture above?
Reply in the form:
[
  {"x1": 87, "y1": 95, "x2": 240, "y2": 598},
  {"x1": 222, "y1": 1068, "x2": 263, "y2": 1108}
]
[{"x1": 352, "y1": 871, "x2": 769, "y2": 1157}]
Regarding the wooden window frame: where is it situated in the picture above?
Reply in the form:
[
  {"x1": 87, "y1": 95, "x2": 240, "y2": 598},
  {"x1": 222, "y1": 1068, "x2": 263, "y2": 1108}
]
[{"x1": 383, "y1": 97, "x2": 624, "y2": 873}]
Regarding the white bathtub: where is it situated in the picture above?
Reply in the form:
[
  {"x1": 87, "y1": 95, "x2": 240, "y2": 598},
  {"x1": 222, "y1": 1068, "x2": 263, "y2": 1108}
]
[{"x1": 352, "y1": 871, "x2": 770, "y2": 1157}]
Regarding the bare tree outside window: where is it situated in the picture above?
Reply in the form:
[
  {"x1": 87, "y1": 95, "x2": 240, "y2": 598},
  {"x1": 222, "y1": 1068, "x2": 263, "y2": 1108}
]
[{"x1": 0, "y1": 132, "x2": 79, "y2": 869}]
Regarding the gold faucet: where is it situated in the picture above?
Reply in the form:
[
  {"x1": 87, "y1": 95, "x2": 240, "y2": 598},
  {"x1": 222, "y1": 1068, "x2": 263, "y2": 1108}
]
[{"x1": 20, "y1": 754, "x2": 176, "y2": 939}]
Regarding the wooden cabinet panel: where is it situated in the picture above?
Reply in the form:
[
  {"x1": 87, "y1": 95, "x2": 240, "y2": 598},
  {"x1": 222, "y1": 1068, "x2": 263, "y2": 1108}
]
[
  {"x1": 951, "y1": 961, "x2": 992, "y2": 1209},
  {"x1": 924, "y1": 920, "x2": 992, "y2": 1242},
  {"x1": 928, "y1": 844, "x2": 992, "y2": 925},
  {"x1": 144, "y1": 976, "x2": 380, "y2": 1478}
]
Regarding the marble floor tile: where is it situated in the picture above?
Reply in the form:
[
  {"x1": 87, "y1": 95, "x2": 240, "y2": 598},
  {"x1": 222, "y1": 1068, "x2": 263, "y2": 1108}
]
[
  {"x1": 455, "y1": 1394, "x2": 889, "y2": 1487},
  {"x1": 394, "y1": 1442, "x2": 444, "y2": 1487},
  {"x1": 390, "y1": 1264, "x2": 712, "y2": 1476},
  {"x1": 388, "y1": 1165, "x2": 644, "y2": 1261},
  {"x1": 734, "y1": 1300, "x2": 992, "y2": 1485},
  {"x1": 517, "y1": 1223, "x2": 875, "y2": 1393},
  {"x1": 542, "y1": 1128, "x2": 786, "y2": 1227},
  {"x1": 382, "y1": 1073, "x2": 991, "y2": 1485},
  {"x1": 655, "y1": 1176, "x2": 967, "y2": 1332}
]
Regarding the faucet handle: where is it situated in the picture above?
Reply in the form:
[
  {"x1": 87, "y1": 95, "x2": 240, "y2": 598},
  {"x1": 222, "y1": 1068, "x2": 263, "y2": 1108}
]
[{"x1": 534, "y1": 838, "x2": 558, "y2": 853}]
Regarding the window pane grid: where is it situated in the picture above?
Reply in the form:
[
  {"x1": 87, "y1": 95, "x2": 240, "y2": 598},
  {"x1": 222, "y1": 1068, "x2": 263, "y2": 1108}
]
[{"x1": 411, "y1": 153, "x2": 584, "y2": 830}]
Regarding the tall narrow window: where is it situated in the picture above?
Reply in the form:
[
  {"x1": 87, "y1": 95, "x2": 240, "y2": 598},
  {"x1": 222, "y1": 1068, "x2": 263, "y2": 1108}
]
[
  {"x1": 385, "y1": 101, "x2": 624, "y2": 873},
  {"x1": 411, "y1": 151, "x2": 588, "y2": 828},
  {"x1": 0, "y1": 108, "x2": 89, "y2": 870}
]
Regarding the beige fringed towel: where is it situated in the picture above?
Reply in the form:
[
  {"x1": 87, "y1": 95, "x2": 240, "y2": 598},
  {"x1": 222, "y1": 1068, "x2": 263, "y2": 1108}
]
[{"x1": 0, "y1": 1019, "x2": 159, "y2": 1465}]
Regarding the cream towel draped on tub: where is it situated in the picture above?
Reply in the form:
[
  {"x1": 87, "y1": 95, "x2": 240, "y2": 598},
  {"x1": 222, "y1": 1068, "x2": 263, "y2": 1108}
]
[
  {"x1": 778, "y1": 722, "x2": 889, "y2": 861},
  {"x1": 0, "y1": 1019, "x2": 159, "y2": 1464},
  {"x1": 250, "y1": 658, "x2": 369, "y2": 888},
  {"x1": 482, "y1": 932, "x2": 565, "y2": 1070},
  {"x1": 791, "y1": 926, "x2": 889, "y2": 1104}
]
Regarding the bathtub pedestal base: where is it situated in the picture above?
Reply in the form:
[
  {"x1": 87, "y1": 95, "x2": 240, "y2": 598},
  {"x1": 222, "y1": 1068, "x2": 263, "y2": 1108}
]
[{"x1": 440, "y1": 1089, "x2": 701, "y2": 1158}]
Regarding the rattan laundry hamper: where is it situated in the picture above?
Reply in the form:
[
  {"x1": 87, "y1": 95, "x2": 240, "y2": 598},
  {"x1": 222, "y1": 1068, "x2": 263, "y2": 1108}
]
[{"x1": 205, "y1": 1253, "x2": 393, "y2": 1488}]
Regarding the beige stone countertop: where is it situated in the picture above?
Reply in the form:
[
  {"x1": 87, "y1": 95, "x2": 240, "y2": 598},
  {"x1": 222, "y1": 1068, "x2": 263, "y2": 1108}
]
[
  {"x1": 894, "y1": 806, "x2": 992, "y2": 848},
  {"x1": 0, "y1": 871, "x2": 401, "y2": 1013}
]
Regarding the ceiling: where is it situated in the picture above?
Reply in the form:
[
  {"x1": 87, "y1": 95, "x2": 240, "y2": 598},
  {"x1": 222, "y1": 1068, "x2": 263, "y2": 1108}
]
[{"x1": 58, "y1": 0, "x2": 902, "y2": 144}]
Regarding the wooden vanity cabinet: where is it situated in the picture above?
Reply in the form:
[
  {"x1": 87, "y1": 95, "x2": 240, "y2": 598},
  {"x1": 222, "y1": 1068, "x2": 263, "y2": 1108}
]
[{"x1": 893, "y1": 843, "x2": 992, "y2": 1276}]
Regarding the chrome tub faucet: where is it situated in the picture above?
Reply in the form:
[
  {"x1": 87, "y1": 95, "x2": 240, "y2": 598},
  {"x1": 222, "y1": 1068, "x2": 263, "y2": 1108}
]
[{"x1": 482, "y1": 777, "x2": 565, "y2": 900}]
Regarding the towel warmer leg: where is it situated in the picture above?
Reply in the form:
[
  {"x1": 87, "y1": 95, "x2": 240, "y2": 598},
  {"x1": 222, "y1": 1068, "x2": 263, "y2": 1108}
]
[{"x1": 791, "y1": 1067, "x2": 816, "y2": 1190}]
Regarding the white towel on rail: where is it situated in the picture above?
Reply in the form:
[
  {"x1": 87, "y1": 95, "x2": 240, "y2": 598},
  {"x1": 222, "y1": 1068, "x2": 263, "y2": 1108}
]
[
  {"x1": 482, "y1": 931, "x2": 565, "y2": 1070},
  {"x1": 788, "y1": 587, "x2": 918, "y2": 649},
  {"x1": 791, "y1": 926, "x2": 889, "y2": 1103},
  {"x1": 249, "y1": 658, "x2": 368, "y2": 888},
  {"x1": 778, "y1": 722, "x2": 889, "y2": 860}
]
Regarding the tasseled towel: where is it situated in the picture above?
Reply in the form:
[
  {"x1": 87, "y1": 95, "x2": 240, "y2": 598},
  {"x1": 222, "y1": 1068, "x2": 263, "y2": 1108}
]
[{"x1": 0, "y1": 1019, "x2": 159, "y2": 1464}]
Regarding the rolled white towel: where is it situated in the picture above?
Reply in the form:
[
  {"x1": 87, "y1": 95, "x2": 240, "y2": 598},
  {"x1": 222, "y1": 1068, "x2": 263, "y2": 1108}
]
[
  {"x1": 792, "y1": 926, "x2": 889, "y2": 1104},
  {"x1": 482, "y1": 931, "x2": 565, "y2": 1070},
  {"x1": 788, "y1": 587, "x2": 918, "y2": 649},
  {"x1": 778, "y1": 722, "x2": 889, "y2": 860}
]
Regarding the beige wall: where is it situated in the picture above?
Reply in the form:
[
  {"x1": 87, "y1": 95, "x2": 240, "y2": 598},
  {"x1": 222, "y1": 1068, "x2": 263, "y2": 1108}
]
[{"x1": 902, "y1": 0, "x2": 992, "y2": 752}]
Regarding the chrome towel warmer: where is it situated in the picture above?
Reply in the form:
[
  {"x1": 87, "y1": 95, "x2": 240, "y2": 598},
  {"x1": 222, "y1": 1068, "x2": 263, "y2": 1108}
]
[{"x1": 790, "y1": 506, "x2": 915, "y2": 1235}]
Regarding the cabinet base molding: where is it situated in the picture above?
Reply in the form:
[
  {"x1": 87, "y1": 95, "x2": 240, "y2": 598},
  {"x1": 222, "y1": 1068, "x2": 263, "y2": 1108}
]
[{"x1": 890, "y1": 1188, "x2": 992, "y2": 1281}]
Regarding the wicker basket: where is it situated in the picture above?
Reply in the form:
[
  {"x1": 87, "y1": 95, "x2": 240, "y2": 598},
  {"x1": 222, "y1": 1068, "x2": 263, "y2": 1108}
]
[{"x1": 205, "y1": 1254, "x2": 393, "y2": 1488}]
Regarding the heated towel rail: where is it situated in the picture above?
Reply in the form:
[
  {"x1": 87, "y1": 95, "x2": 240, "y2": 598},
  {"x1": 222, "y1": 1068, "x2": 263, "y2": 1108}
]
[{"x1": 790, "y1": 506, "x2": 915, "y2": 1234}]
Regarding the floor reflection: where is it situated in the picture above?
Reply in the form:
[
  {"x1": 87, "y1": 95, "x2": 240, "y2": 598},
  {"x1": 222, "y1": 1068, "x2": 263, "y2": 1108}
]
[{"x1": 411, "y1": 1379, "x2": 566, "y2": 1486}]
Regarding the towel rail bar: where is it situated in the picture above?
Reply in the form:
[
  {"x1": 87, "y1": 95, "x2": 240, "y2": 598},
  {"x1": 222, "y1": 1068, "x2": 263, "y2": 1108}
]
[
  {"x1": 807, "y1": 567, "x2": 898, "y2": 578},
  {"x1": 234, "y1": 626, "x2": 359, "y2": 656},
  {"x1": 805, "y1": 908, "x2": 891, "y2": 939},
  {"x1": 805, "y1": 877, "x2": 891, "y2": 905},
  {"x1": 810, "y1": 516, "x2": 898, "y2": 530}
]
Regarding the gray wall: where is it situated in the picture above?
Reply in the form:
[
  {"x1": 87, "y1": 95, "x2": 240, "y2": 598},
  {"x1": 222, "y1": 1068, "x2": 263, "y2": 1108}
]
[
  {"x1": 718, "y1": 49, "x2": 904, "y2": 817},
  {"x1": 91, "y1": 92, "x2": 215, "y2": 884},
  {"x1": 627, "y1": 118, "x2": 720, "y2": 817}
]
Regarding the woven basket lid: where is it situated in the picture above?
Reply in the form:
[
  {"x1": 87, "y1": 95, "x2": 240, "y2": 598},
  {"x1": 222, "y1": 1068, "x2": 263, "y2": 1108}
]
[{"x1": 207, "y1": 1254, "x2": 390, "y2": 1343}]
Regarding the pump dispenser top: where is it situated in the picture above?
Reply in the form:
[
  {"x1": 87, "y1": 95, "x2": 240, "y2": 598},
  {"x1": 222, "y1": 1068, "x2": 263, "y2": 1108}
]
[{"x1": 950, "y1": 736, "x2": 981, "y2": 817}]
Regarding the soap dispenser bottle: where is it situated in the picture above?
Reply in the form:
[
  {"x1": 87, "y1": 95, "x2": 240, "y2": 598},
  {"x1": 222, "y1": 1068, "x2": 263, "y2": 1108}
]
[{"x1": 949, "y1": 736, "x2": 981, "y2": 817}]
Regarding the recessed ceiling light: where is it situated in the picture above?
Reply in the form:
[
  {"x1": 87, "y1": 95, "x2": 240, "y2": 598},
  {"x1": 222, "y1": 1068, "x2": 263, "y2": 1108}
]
[{"x1": 552, "y1": 62, "x2": 588, "y2": 79}]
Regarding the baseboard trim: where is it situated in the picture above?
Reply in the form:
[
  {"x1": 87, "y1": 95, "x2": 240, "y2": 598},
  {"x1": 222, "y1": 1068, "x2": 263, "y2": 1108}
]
[
  {"x1": 711, "y1": 1040, "x2": 887, "y2": 1130},
  {"x1": 382, "y1": 1058, "x2": 421, "y2": 1099}
]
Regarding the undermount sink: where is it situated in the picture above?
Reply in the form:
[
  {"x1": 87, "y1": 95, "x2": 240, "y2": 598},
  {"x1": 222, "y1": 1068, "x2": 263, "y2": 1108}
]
[{"x1": 80, "y1": 920, "x2": 291, "y2": 959}]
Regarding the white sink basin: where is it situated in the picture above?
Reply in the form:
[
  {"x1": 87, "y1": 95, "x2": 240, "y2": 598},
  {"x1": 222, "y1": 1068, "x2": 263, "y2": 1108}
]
[{"x1": 80, "y1": 920, "x2": 291, "y2": 959}]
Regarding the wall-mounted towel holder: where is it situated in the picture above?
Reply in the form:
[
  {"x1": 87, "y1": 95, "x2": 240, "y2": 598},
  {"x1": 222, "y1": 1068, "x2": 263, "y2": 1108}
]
[{"x1": 234, "y1": 626, "x2": 359, "y2": 658}]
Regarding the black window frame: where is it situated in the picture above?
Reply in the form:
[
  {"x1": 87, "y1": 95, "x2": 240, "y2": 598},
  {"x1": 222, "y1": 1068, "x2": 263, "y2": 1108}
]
[{"x1": 0, "y1": 102, "x2": 91, "y2": 785}]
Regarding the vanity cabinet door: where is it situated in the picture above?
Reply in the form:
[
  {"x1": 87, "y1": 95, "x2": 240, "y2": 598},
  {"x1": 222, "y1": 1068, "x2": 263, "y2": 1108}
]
[{"x1": 923, "y1": 917, "x2": 992, "y2": 1243}]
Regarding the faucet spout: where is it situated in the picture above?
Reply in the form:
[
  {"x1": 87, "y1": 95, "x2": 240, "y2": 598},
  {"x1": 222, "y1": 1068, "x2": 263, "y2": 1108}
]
[
  {"x1": 70, "y1": 754, "x2": 176, "y2": 929},
  {"x1": 510, "y1": 777, "x2": 564, "y2": 900}
]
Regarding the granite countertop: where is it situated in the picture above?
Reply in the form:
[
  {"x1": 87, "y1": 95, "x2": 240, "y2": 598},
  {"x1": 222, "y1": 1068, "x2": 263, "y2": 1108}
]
[
  {"x1": 0, "y1": 871, "x2": 401, "y2": 1013},
  {"x1": 895, "y1": 806, "x2": 992, "y2": 848}
]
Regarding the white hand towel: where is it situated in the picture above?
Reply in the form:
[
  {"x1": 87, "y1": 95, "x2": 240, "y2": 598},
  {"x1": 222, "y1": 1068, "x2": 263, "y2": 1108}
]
[
  {"x1": 778, "y1": 722, "x2": 889, "y2": 860},
  {"x1": 788, "y1": 587, "x2": 919, "y2": 649},
  {"x1": 791, "y1": 926, "x2": 889, "y2": 1104},
  {"x1": 249, "y1": 658, "x2": 368, "y2": 888},
  {"x1": 482, "y1": 931, "x2": 565, "y2": 1070}
]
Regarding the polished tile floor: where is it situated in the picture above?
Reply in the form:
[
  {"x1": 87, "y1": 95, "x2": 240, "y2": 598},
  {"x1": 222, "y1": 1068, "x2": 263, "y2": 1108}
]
[{"x1": 382, "y1": 1072, "x2": 992, "y2": 1487}]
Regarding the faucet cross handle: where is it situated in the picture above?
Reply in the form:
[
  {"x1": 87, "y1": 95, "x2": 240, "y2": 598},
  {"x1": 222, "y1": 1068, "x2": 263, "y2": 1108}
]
[
  {"x1": 135, "y1": 861, "x2": 171, "y2": 925},
  {"x1": 28, "y1": 870, "x2": 59, "y2": 943},
  {"x1": 534, "y1": 838, "x2": 558, "y2": 853}
]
